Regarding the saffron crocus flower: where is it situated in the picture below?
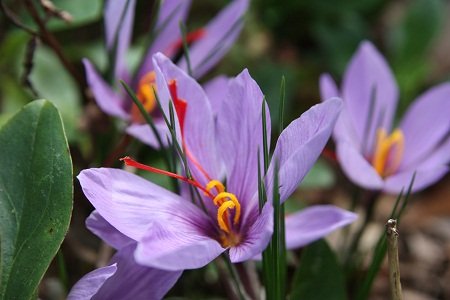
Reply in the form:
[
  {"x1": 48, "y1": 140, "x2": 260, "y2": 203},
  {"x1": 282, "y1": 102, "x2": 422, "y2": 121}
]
[
  {"x1": 78, "y1": 53, "x2": 356, "y2": 275},
  {"x1": 83, "y1": 0, "x2": 248, "y2": 146},
  {"x1": 320, "y1": 41, "x2": 450, "y2": 193}
]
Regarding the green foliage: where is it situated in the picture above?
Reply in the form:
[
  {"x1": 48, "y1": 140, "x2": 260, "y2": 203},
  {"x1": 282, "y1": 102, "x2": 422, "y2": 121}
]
[
  {"x1": 0, "y1": 100, "x2": 73, "y2": 299},
  {"x1": 290, "y1": 239, "x2": 347, "y2": 300}
]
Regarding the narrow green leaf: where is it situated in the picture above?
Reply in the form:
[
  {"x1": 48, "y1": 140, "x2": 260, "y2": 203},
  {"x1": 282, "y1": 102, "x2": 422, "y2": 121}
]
[
  {"x1": 278, "y1": 76, "x2": 285, "y2": 135},
  {"x1": 261, "y1": 97, "x2": 269, "y2": 173},
  {"x1": 290, "y1": 240, "x2": 347, "y2": 300},
  {"x1": 179, "y1": 22, "x2": 193, "y2": 77},
  {"x1": 0, "y1": 100, "x2": 73, "y2": 299}
]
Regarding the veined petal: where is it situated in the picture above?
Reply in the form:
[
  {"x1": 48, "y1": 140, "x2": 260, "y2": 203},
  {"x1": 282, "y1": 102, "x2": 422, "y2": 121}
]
[
  {"x1": 179, "y1": 0, "x2": 249, "y2": 78},
  {"x1": 285, "y1": 205, "x2": 357, "y2": 249},
  {"x1": 268, "y1": 98, "x2": 342, "y2": 203},
  {"x1": 67, "y1": 264, "x2": 117, "y2": 300},
  {"x1": 342, "y1": 41, "x2": 398, "y2": 155},
  {"x1": 229, "y1": 202, "x2": 273, "y2": 263},
  {"x1": 320, "y1": 74, "x2": 359, "y2": 146},
  {"x1": 336, "y1": 141, "x2": 384, "y2": 190},
  {"x1": 78, "y1": 168, "x2": 210, "y2": 242},
  {"x1": 104, "y1": 0, "x2": 136, "y2": 79},
  {"x1": 399, "y1": 83, "x2": 450, "y2": 169},
  {"x1": 138, "y1": 0, "x2": 191, "y2": 79},
  {"x1": 217, "y1": 69, "x2": 270, "y2": 211},
  {"x1": 152, "y1": 53, "x2": 221, "y2": 183},
  {"x1": 384, "y1": 166, "x2": 449, "y2": 194},
  {"x1": 83, "y1": 59, "x2": 129, "y2": 120},
  {"x1": 126, "y1": 120, "x2": 172, "y2": 149},
  {"x1": 86, "y1": 211, "x2": 133, "y2": 250},
  {"x1": 94, "y1": 245, "x2": 182, "y2": 299},
  {"x1": 135, "y1": 221, "x2": 225, "y2": 271},
  {"x1": 203, "y1": 75, "x2": 230, "y2": 118}
]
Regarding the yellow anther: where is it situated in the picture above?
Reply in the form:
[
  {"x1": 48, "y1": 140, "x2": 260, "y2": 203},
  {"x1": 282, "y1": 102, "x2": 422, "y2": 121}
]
[
  {"x1": 217, "y1": 201, "x2": 236, "y2": 233},
  {"x1": 132, "y1": 71, "x2": 157, "y2": 122},
  {"x1": 372, "y1": 128, "x2": 404, "y2": 177},
  {"x1": 205, "y1": 180, "x2": 225, "y2": 195},
  {"x1": 213, "y1": 192, "x2": 241, "y2": 225}
]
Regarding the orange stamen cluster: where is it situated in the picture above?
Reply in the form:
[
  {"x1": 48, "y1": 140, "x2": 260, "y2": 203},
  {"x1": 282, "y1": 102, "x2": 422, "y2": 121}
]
[
  {"x1": 372, "y1": 128, "x2": 404, "y2": 177},
  {"x1": 131, "y1": 71, "x2": 157, "y2": 123}
]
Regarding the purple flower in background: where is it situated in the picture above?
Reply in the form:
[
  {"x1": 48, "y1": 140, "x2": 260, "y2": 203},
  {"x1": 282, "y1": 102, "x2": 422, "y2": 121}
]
[
  {"x1": 83, "y1": 0, "x2": 249, "y2": 145},
  {"x1": 77, "y1": 53, "x2": 356, "y2": 280},
  {"x1": 320, "y1": 41, "x2": 450, "y2": 193}
]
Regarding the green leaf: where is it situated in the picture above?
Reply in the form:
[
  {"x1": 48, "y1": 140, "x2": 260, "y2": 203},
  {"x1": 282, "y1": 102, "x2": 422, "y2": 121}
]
[
  {"x1": 300, "y1": 159, "x2": 336, "y2": 189},
  {"x1": 290, "y1": 240, "x2": 347, "y2": 300},
  {"x1": 0, "y1": 100, "x2": 73, "y2": 299}
]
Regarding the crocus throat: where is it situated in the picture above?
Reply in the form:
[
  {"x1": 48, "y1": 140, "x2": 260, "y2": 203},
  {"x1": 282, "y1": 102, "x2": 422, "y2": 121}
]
[
  {"x1": 131, "y1": 71, "x2": 157, "y2": 123},
  {"x1": 121, "y1": 157, "x2": 242, "y2": 247},
  {"x1": 371, "y1": 128, "x2": 404, "y2": 177}
]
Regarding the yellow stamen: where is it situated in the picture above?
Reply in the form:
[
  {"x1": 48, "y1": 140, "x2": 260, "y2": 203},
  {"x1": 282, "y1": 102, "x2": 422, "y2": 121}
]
[
  {"x1": 132, "y1": 71, "x2": 157, "y2": 122},
  {"x1": 205, "y1": 180, "x2": 225, "y2": 195},
  {"x1": 213, "y1": 192, "x2": 241, "y2": 224},
  {"x1": 372, "y1": 128, "x2": 404, "y2": 177},
  {"x1": 217, "y1": 201, "x2": 236, "y2": 233}
]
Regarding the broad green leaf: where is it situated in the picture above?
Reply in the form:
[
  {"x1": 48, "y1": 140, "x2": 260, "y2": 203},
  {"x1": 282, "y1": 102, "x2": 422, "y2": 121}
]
[
  {"x1": 290, "y1": 239, "x2": 347, "y2": 300},
  {"x1": 0, "y1": 100, "x2": 73, "y2": 299}
]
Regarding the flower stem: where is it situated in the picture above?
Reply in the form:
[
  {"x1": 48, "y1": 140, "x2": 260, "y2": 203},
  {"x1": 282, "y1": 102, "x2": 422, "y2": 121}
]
[{"x1": 386, "y1": 219, "x2": 403, "y2": 300}]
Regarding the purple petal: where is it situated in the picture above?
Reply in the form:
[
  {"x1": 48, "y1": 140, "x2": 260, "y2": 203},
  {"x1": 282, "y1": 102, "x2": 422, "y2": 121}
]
[
  {"x1": 126, "y1": 120, "x2": 172, "y2": 148},
  {"x1": 104, "y1": 0, "x2": 136, "y2": 78},
  {"x1": 203, "y1": 75, "x2": 230, "y2": 117},
  {"x1": 417, "y1": 137, "x2": 450, "y2": 170},
  {"x1": 152, "y1": 53, "x2": 222, "y2": 184},
  {"x1": 336, "y1": 141, "x2": 384, "y2": 190},
  {"x1": 94, "y1": 245, "x2": 182, "y2": 299},
  {"x1": 342, "y1": 41, "x2": 398, "y2": 156},
  {"x1": 67, "y1": 264, "x2": 117, "y2": 300},
  {"x1": 137, "y1": 0, "x2": 191, "y2": 79},
  {"x1": 320, "y1": 74, "x2": 359, "y2": 146},
  {"x1": 285, "y1": 205, "x2": 357, "y2": 249},
  {"x1": 86, "y1": 210, "x2": 133, "y2": 250},
  {"x1": 78, "y1": 168, "x2": 210, "y2": 242},
  {"x1": 83, "y1": 59, "x2": 129, "y2": 120},
  {"x1": 399, "y1": 83, "x2": 450, "y2": 169},
  {"x1": 216, "y1": 69, "x2": 270, "y2": 212},
  {"x1": 229, "y1": 202, "x2": 273, "y2": 263},
  {"x1": 178, "y1": 0, "x2": 249, "y2": 78},
  {"x1": 268, "y1": 98, "x2": 342, "y2": 202},
  {"x1": 135, "y1": 220, "x2": 225, "y2": 271},
  {"x1": 384, "y1": 166, "x2": 449, "y2": 194}
]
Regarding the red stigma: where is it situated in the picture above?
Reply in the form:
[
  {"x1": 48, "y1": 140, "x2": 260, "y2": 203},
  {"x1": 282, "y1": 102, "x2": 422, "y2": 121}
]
[
  {"x1": 120, "y1": 156, "x2": 213, "y2": 198},
  {"x1": 168, "y1": 80, "x2": 187, "y2": 134},
  {"x1": 168, "y1": 28, "x2": 206, "y2": 54}
]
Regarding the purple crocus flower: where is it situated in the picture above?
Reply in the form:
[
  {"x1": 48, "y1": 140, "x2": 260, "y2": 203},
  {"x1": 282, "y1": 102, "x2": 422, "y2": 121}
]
[
  {"x1": 77, "y1": 53, "x2": 356, "y2": 276},
  {"x1": 320, "y1": 41, "x2": 450, "y2": 193},
  {"x1": 83, "y1": 0, "x2": 249, "y2": 146}
]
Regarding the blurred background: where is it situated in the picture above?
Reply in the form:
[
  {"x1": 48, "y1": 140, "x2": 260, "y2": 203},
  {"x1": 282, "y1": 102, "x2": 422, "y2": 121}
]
[{"x1": 1, "y1": 0, "x2": 450, "y2": 299}]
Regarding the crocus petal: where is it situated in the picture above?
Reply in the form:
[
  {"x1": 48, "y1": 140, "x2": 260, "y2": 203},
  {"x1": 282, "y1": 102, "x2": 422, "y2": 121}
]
[
  {"x1": 67, "y1": 264, "x2": 117, "y2": 300},
  {"x1": 384, "y1": 166, "x2": 449, "y2": 194},
  {"x1": 418, "y1": 137, "x2": 450, "y2": 170},
  {"x1": 83, "y1": 59, "x2": 129, "y2": 120},
  {"x1": 86, "y1": 210, "x2": 133, "y2": 250},
  {"x1": 268, "y1": 98, "x2": 342, "y2": 203},
  {"x1": 285, "y1": 205, "x2": 358, "y2": 249},
  {"x1": 152, "y1": 53, "x2": 221, "y2": 183},
  {"x1": 135, "y1": 220, "x2": 225, "y2": 271},
  {"x1": 399, "y1": 83, "x2": 450, "y2": 169},
  {"x1": 320, "y1": 74, "x2": 359, "y2": 146},
  {"x1": 126, "y1": 120, "x2": 172, "y2": 148},
  {"x1": 104, "y1": 0, "x2": 136, "y2": 79},
  {"x1": 342, "y1": 41, "x2": 398, "y2": 155},
  {"x1": 179, "y1": 0, "x2": 249, "y2": 78},
  {"x1": 336, "y1": 141, "x2": 384, "y2": 190},
  {"x1": 94, "y1": 245, "x2": 182, "y2": 300},
  {"x1": 216, "y1": 69, "x2": 270, "y2": 210},
  {"x1": 203, "y1": 75, "x2": 230, "y2": 118},
  {"x1": 229, "y1": 202, "x2": 273, "y2": 263},
  {"x1": 137, "y1": 0, "x2": 191, "y2": 79},
  {"x1": 78, "y1": 168, "x2": 211, "y2": 242}
]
